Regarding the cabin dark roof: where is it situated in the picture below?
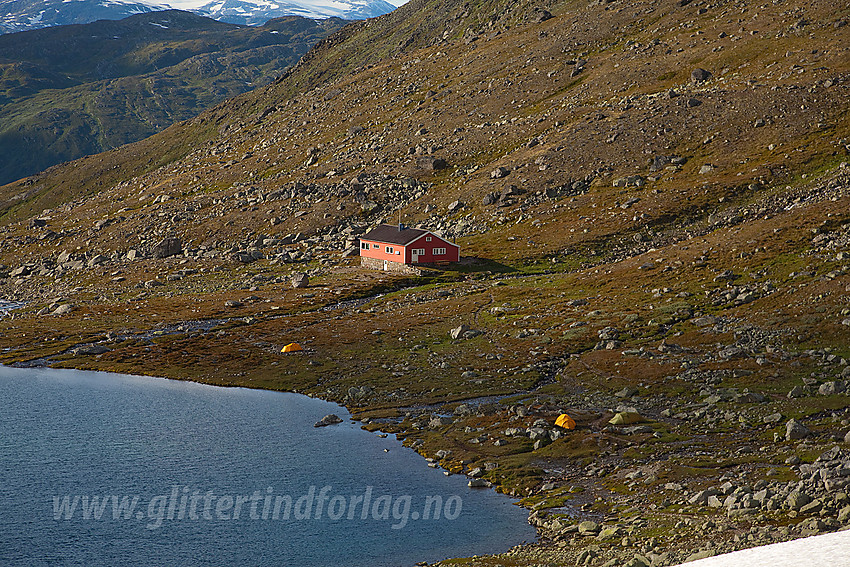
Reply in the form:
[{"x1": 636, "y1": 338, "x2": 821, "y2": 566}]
[{"x1": 361, "y1": 224, "x2": 432, "y2": 246}]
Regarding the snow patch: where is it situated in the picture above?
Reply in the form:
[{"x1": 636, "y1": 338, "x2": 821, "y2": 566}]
[{"x1": 672, "y1": 531, "x2": 850, "y2": 567}]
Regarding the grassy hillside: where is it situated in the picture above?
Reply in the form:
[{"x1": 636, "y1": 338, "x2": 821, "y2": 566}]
[
  {"x1": 0, "y1": 10, "x2": 346, "y2": 185},
  {"x1": 1, "y1": 0, "x2": 850, "y2": 564}
]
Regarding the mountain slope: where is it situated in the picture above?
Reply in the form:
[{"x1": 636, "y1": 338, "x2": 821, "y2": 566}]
[
  {"x1": 0, "y1": 10, "x2": 346, "y2": 185},
  {"x1": 0, "y1": 0, "x2": 396, "y2": 34},
  {"x1": 1, "y1": 0, "x2": 850, "y2": 565}
]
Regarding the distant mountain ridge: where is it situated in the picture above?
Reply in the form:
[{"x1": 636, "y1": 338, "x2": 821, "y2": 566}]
[
  {"x1": 0, "y1": 0, "x2": 169, "y2": 34},
  {"x1": 195, "y1": 0, "x2": 397, "y2": 25},
  {"x1": 0, "y1": 0, "x2": 395, "y2": 34}
]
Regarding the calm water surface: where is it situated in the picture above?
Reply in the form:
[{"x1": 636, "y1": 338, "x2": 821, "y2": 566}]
[{"x1": 0, "y1": 366, "x2": 535, "y2": 566}]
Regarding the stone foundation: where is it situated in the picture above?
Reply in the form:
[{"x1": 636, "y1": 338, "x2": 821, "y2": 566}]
[{"x1": 360, "y1": 256, "x2": 422, "y2": 275}]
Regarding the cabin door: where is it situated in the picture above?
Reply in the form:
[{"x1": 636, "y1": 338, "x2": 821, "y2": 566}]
[
  {"x1": 412, "y1": 250, "x2": 420, "y2": 263},
  {"x1": 383, "y1": 260, "x2": 388, "y2": 271}
]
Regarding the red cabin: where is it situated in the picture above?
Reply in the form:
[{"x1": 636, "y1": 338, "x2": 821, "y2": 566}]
[{"x1": 359, "y1": 224, "x2": 460, "y2": 271}]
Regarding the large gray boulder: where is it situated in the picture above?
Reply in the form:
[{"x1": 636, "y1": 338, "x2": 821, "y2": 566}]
[
  {"x1": 150, "y1": 237, "x2": 183, "y2": 259},
  {"x1": 449, "y1": 324, "x2": 470, "y2": 339},
  {"x1": 291, "y1": 272, "x2": 309, "y2": 288},
  {"x1": 691, "y1": 68, "x2": 712, "y2": 82},
  {"x1": 52, "y1": 304, "x2": 74, "y2": 315},
  {"x1": 819, "y1": 381, "x2": 846, "y2": 395},
  {"x1": 786, "y1": 419, "x2": 811, "y2": 441},
  {"x1": 314, "y1": 414, "x2": 343, "y2": 427},
  {"x1": 429, "y1": 416, "x2": 453, "y2": 428},
  {"x1": 417, "y1": 156, "x2": 447, "y2": 171}
]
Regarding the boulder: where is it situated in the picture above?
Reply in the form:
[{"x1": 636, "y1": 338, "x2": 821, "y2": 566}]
[
  {"x1": 87, "y1": 254, "x2": 109, "y2": 267},
  {"x1": 314, "y1": 414, "x2": 343, "y2": 427},
  {"x1": 360, "y1": 201, "x2": 380, "y2": 214},
  {"x1": 689, "y1": 488, "x2": 721, "y2": 505},
  {"x1": 429, "y1": 416, "x2": 453, "y2": 428},
  {"x1": 291, "y1": 272, "x2": 309, "y2": 288},
  {"x1": 490, "y1": 166, "x2": 510, "y2": 179},
  {"x1": 481, "y1": 192, "x2": 498, "y2": 206},
  {"x1": 763, "y1": 412, "x2": 784, "y2": 424},
  {"x1": 624, "y1": 555, "x2": 651, "y2": 567},
  {"x1": 685, "y1": 550, "x2": 716, "y2": 562},
  {"x1": 577, "y1": 520, "x2": 599, "y2": 535},
  {"x1": 52, "y1": 304, "x2": 74, "y2": 315},
  {"x1": 788, "y1": 385, "x2": 806, "y2": 398},
  {"x1": 150, "y1": 237, "x2": 182, "y2": 259},
  {"x1": 231, "y1": 252, "x2": 255, "y2": 263},
  {"x1": 786, "y1": 490, "x2": 811, "y2": 511},
  {"x1": 417, "y1": 156, "x2": 447, "y2": 171},
  {"x1": 786, "y1": 419, "x2": 811, "y2": 441},
  {"x1": 533, "y1": 8, "x2": 553, "y2": 22},
  {"x1": 73, "y1": 345, "x2": 111, "y2": 356},
  {"x1": 819, "y1": 381, "x2": 846, "y2": 395},
  {"x1": 449, "y1": 324, "x2": 471, "y2": 339},
  {"x1": 691, "y1": 67, "x2": 712, "y2": 82}
]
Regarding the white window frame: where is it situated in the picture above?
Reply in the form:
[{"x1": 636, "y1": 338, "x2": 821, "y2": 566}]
[
  {"x1": 433, "y1": 247, "x2": 446, "y2": 255},
  {"x1": 385, "y1": 246, "x2": 394, "y2": 254},
  {"x1": 413, "y1": 248, "x2": 425, "y2": 255},
  {"x1": 372, "y1": 243, "x2": 379, "y2": 249},
  {"x1": 426, "y1": 236, "x2": 432, "y2": 242},
  {"x1": 361, "y1": 241, "x2": 369, "y2": 250}
]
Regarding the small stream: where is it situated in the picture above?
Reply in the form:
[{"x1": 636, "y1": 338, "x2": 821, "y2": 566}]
[{"x1": 0, "y1": 299, "x2": 25, "y2": 317}]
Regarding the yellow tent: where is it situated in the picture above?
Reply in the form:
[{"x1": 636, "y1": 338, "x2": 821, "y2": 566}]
[
  {"x1": 609, "y1": 411, "x2": 643, "y2": 425},
  {"x1": 281, "y1": 343, "x2": 302, "y2": 353},
  {"x1": 555, "y1": 413, "x2": 576, "y2": 430}
]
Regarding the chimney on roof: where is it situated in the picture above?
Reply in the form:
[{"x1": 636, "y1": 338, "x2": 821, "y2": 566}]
[{"x1": 398, "y1": 222, "x2": 405, "y2": 231}]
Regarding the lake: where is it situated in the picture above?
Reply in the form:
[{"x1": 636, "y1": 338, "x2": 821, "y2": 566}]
[{"x1": 0, "y1": 366, "x2": 535, "y2": 566}]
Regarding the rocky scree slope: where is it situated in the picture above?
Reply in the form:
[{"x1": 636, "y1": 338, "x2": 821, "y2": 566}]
[{"x1": 1, "y1": 0, "x2": 850, "y2": 565}]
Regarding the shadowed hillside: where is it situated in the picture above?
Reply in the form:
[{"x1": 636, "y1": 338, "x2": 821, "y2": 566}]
[{"x1": 0, "y1": 10, "x2": 346, "y2": 185}]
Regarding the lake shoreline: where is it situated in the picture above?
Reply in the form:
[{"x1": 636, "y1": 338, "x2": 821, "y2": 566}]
[{"x1": 0, "y1": 364, "x2": 537, "y2": 567}]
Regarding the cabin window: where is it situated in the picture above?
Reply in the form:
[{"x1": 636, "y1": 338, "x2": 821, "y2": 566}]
[
  {"x1": 433, "y1": 247, "x2": 446, "y2": 255},
  {"x1": 361, "y1": 242, "x2": 369, "y2": 250},
  {"x1": 385, "y1": 246, "x2": 394, "y2": 254},
  {"x1": 372, "y1": 244, "x2": 379, "y2": 249},
  {"x1": 413, "y1": 248, "x2": 425, "y2": 255},
  {"x1": 426, "y1": 237, "x2": 432, "y2": 242}
]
